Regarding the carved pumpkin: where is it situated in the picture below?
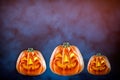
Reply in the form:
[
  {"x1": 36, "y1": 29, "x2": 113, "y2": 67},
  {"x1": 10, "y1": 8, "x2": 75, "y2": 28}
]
[
  {"x1": 50, "y1": 42, "x2": 84, "y2": 76},
  {"x1": 16, "y1": 48, "x2": 46, "y2": 76},
  {"x1": 87, "y1": 53, "x2": 111, "y2": 75}
]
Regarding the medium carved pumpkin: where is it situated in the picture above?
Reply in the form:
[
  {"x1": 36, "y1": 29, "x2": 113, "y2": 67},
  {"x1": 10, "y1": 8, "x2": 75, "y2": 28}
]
[
  {"x1": 16, "y1": 48, "x2": 46, "y2": 76},
  {"x1": 50, "y1": 42, "x2": 84, "y2": 76},
  {"x1": 87, "y1": 53, "x2": 111, "y2": 75}
]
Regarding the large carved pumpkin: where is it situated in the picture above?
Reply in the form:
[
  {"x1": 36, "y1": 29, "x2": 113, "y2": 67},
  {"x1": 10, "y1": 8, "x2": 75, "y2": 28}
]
[
  {"x1": 16, "y1": 48, "x2": 46, "y2": 76},
  {"x1": 50, "y1": 42, "x2": 84, "y2": 76},
  {"x1": 87, "y1": 53, "x2": 111, "y2": 75}
]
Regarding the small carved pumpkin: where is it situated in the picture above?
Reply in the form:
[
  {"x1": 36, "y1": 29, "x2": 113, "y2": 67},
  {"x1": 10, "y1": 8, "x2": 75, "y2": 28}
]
[
  {"x1": 16, "y1": 48, "x2": 46, "y2": 76},
  {"x1": 50, "y1": 42, "x2": 84, "y2": 76},
  {"x1": 87, "y1": 53, "x2": 111, "y2": 75}
]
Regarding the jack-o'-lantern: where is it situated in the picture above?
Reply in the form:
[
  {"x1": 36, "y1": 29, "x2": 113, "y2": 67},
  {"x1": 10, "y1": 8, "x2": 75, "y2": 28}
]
[
  {"x1": 50, "y1": 42, "x2": 84, "y2": 76},
  {"x1": 16, "y1": 48, "x2": 46, "y2": 76},
  {"x1": 87, "y1": 53, "x2": 111, "y2": 75}
]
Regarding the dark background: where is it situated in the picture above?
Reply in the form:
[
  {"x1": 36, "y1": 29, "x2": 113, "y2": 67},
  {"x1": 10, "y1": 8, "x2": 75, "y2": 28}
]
[{"x1": 0, "y1": 0, "x2": 120, "y2": 80}]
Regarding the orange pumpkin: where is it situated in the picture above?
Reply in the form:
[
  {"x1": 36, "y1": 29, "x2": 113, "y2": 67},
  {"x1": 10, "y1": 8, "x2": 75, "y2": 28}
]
[
  {"x1": 50, "y1": 42, "x2": 84, "y2": 76},
  {"x1": 16, "y1": 48, "x2": 46, "y2": 76},
  {"x1": 87, "y1": 53, "x2": 111, "y2": 75}
]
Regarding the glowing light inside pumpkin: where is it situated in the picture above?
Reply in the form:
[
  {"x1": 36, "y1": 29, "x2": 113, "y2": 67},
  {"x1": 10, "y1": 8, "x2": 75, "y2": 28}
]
[
  {"x1": 87, "y1": 53, "x2": 111, "y2": 75},
  {"x1": 16, "y1": 48, "x2": 46, "y2": 76},
  {"x1": 50, "y1": 42, "x2": 84, "y2": 76}
]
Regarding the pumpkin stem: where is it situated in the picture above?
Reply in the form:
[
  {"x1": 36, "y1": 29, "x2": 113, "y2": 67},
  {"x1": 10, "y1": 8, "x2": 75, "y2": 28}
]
[
  {"x1": 63, "y1": 42, "x2": 70, "y2": 48},
  {"x1": 96, "y1": 53, "x2": 101, "y2": 56},
  {"x1": 27, "y1": 48, "x2": 34, "y2": 52}
]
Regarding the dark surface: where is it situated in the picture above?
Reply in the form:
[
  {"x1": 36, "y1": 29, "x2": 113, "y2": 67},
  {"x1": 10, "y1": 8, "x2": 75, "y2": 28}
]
[{"x1": 0, "y1": 0, "x2": 120, "y2": 80}]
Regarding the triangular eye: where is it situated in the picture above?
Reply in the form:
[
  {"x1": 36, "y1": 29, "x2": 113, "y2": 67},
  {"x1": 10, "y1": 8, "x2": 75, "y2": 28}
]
[
  {"x1": 55, "y1": 53, "x2": 62, "y2": 58},
  {"x1": 101, "y1": 60, "x2": 105, "y2": 64},
  {"x1": 49, "y1": 42, "x2": 84, "y2": 76},
  {"x1": 70, "y1": 53, "x2": 75, "y2": 58},
  {"x1": 34, "y1": 57, "x2": 38, "y2": 61},
  {"x1": 16, "y1": 48, "x2": 46, "y2": 76}
]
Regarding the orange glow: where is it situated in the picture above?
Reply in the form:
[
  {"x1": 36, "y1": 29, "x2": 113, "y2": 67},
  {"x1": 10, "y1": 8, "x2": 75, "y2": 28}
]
[
  {"x1": 16, "y1": 48, "x2": 46, "y2": 76},
  {"x1": 50, "y1": 42, "x2": 84, "y2": 76},
  {"x1": 87, "y1": 53, "x2": 111, "y2": 75}
]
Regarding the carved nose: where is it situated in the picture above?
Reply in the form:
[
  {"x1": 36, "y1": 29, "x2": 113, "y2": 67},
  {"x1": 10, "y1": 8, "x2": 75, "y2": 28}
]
[
  {"x1": 63, "y1": 55, "x2": 69, "y2": 63},
  {"x1": 96, "y1": 62, "x2": 101, "y2": 67},
  {"x1": 28, "y1": 58, "x2": 33, "y2": 65}
]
